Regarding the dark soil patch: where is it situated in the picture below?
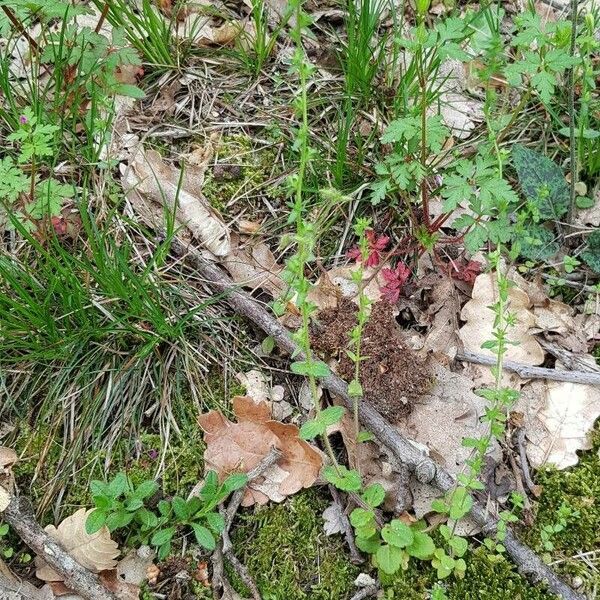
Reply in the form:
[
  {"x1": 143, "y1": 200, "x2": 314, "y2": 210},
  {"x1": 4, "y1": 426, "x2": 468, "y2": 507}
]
[{"x1": 311, "y1": 299, "x2": 432, "y2": 421}]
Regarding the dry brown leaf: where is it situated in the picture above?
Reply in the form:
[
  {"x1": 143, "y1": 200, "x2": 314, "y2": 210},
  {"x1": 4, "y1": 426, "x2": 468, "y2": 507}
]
[
  {"x1": 308, "y1": 265, "x2": 385, "y2": 312},
  {"x1": 35, "y1": 509, "x2": 119, "y2": 582},
  {"x1": 0, "y1": 447, "x2": 16, "y2": 470},
  {"x1": 419, "y1": 274, "x2": 462, "y2": 358},
  {"x1": 123, "y1": 146, "x2": 230, "y2": 256},
  {"x1": 436, "y1": 60, "x2": 484, "y2": 140},
  {"x1": 222, "y1": 234, "x2": 285, "y2": 297},
  {"x1": 236, "y1": 370, "x2": 290, "y2": 420},
  {"x1": 515, "y1": 371, "x2": 600, "y2": 469},
  {"x1": 459, "y1": 273, "x2": 545, "y2": 384},
  {"x1": 198, "y1": 396, "x2": 322, "y2": 506}
]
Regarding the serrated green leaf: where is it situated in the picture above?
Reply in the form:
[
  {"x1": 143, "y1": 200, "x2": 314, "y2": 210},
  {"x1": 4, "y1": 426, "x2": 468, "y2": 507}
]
[
  {"x1": 361, "y1": 483, "x2": 386, "y2": 508},
  {"x1": 406, "y1": 530, "x2": 436, "y2": 559},
  {"x1": 319, "y1": 406, "x2": 345, "y2": 427},
  {"x1": 323, "y1": 466, "x2": 362, "y2": 492},
  {"x1": 85, "y1": 509, "x2": 106, "y2": 534},
  {"x1": 376, "y1": 544, "x2": 404, "y2": 574},
  {"x1": 381, "y1": 520, "x2": 414, "y2": 548},
  {"x1": 300, "y1": 419, "x2": 325, "y2": 440}
]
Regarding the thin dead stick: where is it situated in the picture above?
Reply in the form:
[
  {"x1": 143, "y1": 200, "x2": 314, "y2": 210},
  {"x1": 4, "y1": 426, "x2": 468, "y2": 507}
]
[
  {"x1": 1, "y1": 494, "x2": 118, "y2": 600},
  {"x1": 516, "y1": 428, "x2": 538, "y2": 496},
  {"x1": 457, "y1": 350, "x2": 600, "y2": 385},
  {"x1": 223, "y1": 447, "x2": 282, "y2": 542},
  {"x1": 170, "y1": 238, "x2": 583, "y2": 600},
  {"x1": 0, "y1": 558, "x2": 47, "y2": 600},
  {"x1": 350, "y1": 585, "x2": 380, "y2": 600},
  {"x1": 329, "y1": 485, "x2": 363, "y2": 565},
  {"x1": 214, "y1": 448, "x2": 282, "y2": 600},
  {"x1": 538, "y1": 339, "x2": 600, "y2": 374}
]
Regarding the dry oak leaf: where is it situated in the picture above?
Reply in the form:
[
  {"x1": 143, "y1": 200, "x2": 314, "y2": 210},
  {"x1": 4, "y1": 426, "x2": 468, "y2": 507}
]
[
  {"x1": 35, "y1": 509, "x2": 119, "y2": 582},
  {"x1": 459, "y1": 272, "x2": 544, "y2": 383},
  {"x1": 515, "y1": 372, "x2": 600, "y2": 469},
  {"x1": 222, "y1": 233, "x2": 285, "y2": 298},
  {"x1": 198, "y1": 396, "x2": 322, "y2": 507}
]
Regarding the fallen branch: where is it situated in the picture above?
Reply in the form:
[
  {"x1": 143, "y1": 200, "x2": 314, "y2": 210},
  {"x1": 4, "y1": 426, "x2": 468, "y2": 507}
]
[
  {"x1": 0, "y1": 558, "x2": 47, "y2": 600},
  {"x1": 456, "y1": 349, "x2": 600, "y2": 386},
  {"x1": 171, "y1": 238, "x2": 583, "y2": 600},
  {"x1": 1, "y1": 493, "x2": 118, "y2": 600},
  {"x1": 214, "y1": 448, "x2": 281, "y2": 600}
]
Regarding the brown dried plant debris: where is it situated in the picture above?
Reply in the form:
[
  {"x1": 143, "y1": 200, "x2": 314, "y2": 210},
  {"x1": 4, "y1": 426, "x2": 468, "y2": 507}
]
[{"x1": 311, "y1": 299, "x2": 432, "y2": 421}]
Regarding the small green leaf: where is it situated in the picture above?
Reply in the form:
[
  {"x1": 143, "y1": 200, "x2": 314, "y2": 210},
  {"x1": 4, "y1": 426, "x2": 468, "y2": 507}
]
[
  {"x1": 376, "y1": 544, "x2": 404, "y2": 574},
  {"x1": 449, "y1": 535, "x2": 468, "y2": 557},
  {"x1": 193, "y1": 524, "x2": 216, "y2": 550},
  {"x1": 261, "y1": 336, "x2": 276, "y2": 354},
  {"x1": 449, "y1": 488, "x2": 473, "y2": 521},
  {"x1": 107, "y1": 473, "x2": 129, "y2": 498},
  {"x1": 361, "y1": 483, "x2": 386, "y2": 508},
  {"x1": 206, "y1": 512, "x2": 226, "y2": 533},
  {"x1": 158, "y1": 541, "x2": 171, "y2": 560},
  {"x1": 291, "y1": 360, "x2": 331, "y2": 377},
  {"x1": 90, "y1": 480, "x2": 109, "y2": 497},
  {"x1": 406, "y1": 531, "x2": 435, "y2": 559},
  {"x1": 350, "y1": 508, "x2": 373, "y2": 528},
  {"x1": 381, "y1": 520, "x2": 414, "y2": 548},
  {"x1": 171, "y1": 497, "x2": 189, "y2": 521},
  {"x1": 322, "y1": 466, "x2": 362, "y2": 492},
  {"x1": 355, "y1": 534, "x2": 381, "y2": 554},
  {"x1": 319, "y1": 406, "x2": 345, "y2": 427},
  {"x1": 151, "y1": 527, "x2": 176, "y2": 547},
  {"x1": 92, "y1": 495, "x2": 112, "y2": 511},
  {"x1": 85, "y1": 510, "x2": 106, "y2": 534},
  {"x1": 299, "y1": 419, "x2": 325, "y2": 440},
  {"x1": 125, "y1": 498, "x2": 144, "y2": 512},
  {"x1": 132, "y1": 480, "x2": 158, "y2": 500},
  {"x1": 576, "y1": 196, "x2": 595, "y2": 209},
  {"x1": 223, "y1": 473, "x2": 248, "y2": 493},
  {"x1": 512, "y1": 144, "x2": 569, "y2": 219},
  {"x1": 136, "y1": 508, "x2": 158, "y2": 529},
  {"x1": 357, "y1": 431, "x2": 374, "y2": 443},
  {"x1": 347, "y1": 380, "x2": 363, "y2": 397},
  {"x1": 106, "y1": 510, "x2": 134, "y2": 531}
]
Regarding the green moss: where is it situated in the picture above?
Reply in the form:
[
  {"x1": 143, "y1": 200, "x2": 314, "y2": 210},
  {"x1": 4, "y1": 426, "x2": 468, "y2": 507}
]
[
  {"x1": 201, "y1": 134, "x2": 279, "y2": 213},
  {"x1": 381, "y1": 548, "x2": 553, "y2": 599},
  {"x1": 230, "y1": 489, "x2": 360, "y2": 599}
]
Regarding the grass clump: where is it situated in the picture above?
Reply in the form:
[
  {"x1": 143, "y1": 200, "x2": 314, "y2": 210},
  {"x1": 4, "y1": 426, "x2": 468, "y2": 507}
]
[{"x1": 230, "y1": 490, "x2": 359, "y2": 600}]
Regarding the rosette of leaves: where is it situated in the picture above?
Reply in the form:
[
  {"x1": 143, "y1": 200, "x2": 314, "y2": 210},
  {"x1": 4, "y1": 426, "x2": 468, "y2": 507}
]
[{"x1": 511, "y1": 144, "x2": 569, "y2": 221}]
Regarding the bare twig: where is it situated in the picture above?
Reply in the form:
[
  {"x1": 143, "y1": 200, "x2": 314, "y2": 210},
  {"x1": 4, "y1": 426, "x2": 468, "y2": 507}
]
[
  {"x1": 329, "y1": 485, "x2": 363, "y2": 564},
  {"x1": 171, "y1": 237, "x2": 584, "y2": 600},
  {"x1": 538, "y1": 339, "x2": 600, "y2": 373},
  {"x1": 350, "y1": 585, "x2": 381, "y2": 600},
  {"x1": 515, "y1": 428, "x2": 538, "y2": 497},
  {"x1": 456, "y1": 350, "x2": 600, "y2": 385},
  {"x1": 1, "y1": 494, "x2": 118, "y2": 600},
  {"x1": 0, "y1": 7, "x2": 40, "y2": 54},
  {"x1": 223, "y1": 447, "x2": 282, "y2": 543},
  {"x1": 212, "y1": 448, "x2": 281, "y2": 600}
]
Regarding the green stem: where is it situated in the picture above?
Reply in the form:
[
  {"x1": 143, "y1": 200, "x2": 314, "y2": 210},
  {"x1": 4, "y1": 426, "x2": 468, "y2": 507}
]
[{"x1": 567, "y1": 0, "x2": 579, "y2": 223}]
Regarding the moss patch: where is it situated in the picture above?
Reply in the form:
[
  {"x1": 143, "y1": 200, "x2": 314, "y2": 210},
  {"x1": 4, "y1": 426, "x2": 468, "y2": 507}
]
[
  {"x1": 381, "y1": 547, "x2": 553, "y2": 599},
  {"x1": 230, "y1": 489, "x2": 360, "y2": 599},
  {"x1": 201, "y1": 134, "x2": 280, "y2": 214}
]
